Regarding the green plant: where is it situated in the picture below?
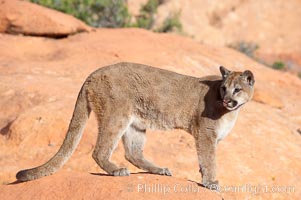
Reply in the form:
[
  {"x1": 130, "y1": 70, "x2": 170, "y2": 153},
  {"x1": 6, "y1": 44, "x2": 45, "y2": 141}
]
[
  {"x1": 272, "y1": 61, "x2": 285, "y2": 70},
  {"x1": 156, "y1": 11, "x2": 182, "y2": 33},
  {"x1": 228, "y1": 41, "x2": 259, "y2": 58},
  {"x1": 30, "y1": 0, "x2": 182, "y2": 33},
  {"x1": 134, "y1": 0, "x2": 163, "y2": 29},
  {"x1": 228, "y1": 42, "x2": 292, "y2": 72},
  {"x1": 30, "y1": 0, "x2": 131, "y2": 28}
]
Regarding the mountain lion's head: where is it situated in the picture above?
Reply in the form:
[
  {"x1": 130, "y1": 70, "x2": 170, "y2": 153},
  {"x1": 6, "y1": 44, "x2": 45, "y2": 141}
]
[{"x1": 219, "y1": 66, "x2": 255, "y2": 111}]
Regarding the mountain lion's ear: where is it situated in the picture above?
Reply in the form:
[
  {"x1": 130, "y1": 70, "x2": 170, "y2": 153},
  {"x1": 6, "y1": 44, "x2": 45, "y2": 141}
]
[
  {"x1": 219, "y1": 66, "x2": 231, "y2": 79},
  {"x1": 241, "y1": 70, "x2": 255, "y2": 86}
]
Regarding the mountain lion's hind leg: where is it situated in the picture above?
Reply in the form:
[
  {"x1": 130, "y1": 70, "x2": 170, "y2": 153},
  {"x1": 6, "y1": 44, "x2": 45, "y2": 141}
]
[
  {"x1": 122, "y1": 125, "x2": 172, "y2": 176},
  {"x1": 92, "y1": 119, "x2": 131, "y2": 176}
]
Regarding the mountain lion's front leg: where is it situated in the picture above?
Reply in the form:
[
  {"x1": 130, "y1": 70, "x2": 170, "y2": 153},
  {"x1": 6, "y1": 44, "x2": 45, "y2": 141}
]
[{"x1": 195, "y1": 129, "x2": 219, "y2": 190}]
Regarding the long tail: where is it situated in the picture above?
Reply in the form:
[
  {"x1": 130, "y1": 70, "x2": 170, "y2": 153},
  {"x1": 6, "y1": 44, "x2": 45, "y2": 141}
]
[{"x1": 16, "y1": 85, "x2": 91, "y2": 182}]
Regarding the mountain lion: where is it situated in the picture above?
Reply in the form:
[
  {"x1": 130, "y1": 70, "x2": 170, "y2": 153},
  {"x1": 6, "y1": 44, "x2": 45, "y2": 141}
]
[{"x1": 16, "y1": 62, "x2": 255, "y2": 189}]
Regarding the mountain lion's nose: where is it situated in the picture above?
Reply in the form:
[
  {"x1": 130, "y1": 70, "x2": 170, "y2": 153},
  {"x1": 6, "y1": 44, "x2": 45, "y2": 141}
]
[{"x1": 223, "y1": 99, "x2": 230, "y2": 104}]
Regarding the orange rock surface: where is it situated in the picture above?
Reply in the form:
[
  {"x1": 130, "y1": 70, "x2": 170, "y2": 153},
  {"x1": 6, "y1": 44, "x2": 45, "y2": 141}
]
[
  {"x1": 0, "y1": 0, "x2": 91, "y2": 37},
  {"x1": 0, "y1": 172, "x2": 222, "y2": 200},
  {"x1": 129, "y1": 0, "x2": 301, "y2": 72}
]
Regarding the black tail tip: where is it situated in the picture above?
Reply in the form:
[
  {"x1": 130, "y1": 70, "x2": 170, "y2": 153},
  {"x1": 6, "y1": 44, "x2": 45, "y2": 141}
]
[{"x1": 16, "y1": 170, "x2": 28, "y2": 182}]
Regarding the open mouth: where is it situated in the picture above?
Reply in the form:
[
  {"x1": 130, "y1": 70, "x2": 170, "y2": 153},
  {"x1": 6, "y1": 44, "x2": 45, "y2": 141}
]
[{"x1": 223, "y1": 100, "x2": 238, "y2": 110}]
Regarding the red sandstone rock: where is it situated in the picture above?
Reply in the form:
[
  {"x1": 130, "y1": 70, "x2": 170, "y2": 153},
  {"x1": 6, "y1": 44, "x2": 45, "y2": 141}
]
[
  {"x1": 0, "y1": 0, "x2": 92, "y2": 37},
  {"x1": 0, "y1": 172, "x2": 223, "y2": 200},
  {"x1": 0, "y1": 27, "x2": 300, "y2": 199}
]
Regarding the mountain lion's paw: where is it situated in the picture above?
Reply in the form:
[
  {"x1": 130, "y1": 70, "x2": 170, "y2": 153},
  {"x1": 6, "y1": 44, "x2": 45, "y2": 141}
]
[
  {"x1": 112, "y1": 168, "x2": 130, "y2": 176},
  {"x1": 153, "y1": 168, "x2": 172, "y2": 176}
]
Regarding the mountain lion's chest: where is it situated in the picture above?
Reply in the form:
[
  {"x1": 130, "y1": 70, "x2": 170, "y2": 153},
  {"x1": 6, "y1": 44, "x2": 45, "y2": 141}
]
[{"x1": 215, "y1": 110, "x2": 240, "y2": 142}]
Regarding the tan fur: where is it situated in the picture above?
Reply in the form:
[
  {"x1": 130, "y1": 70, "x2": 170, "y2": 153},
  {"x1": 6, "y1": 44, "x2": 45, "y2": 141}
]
[{"x1": 16, "y1": 62, "x2": 255, "y2": 188}]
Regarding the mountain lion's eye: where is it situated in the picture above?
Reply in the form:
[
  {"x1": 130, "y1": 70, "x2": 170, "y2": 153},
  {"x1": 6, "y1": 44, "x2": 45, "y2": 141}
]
[{"x1": 234, "y1": 88, "x2": 241, "y2": 94}]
